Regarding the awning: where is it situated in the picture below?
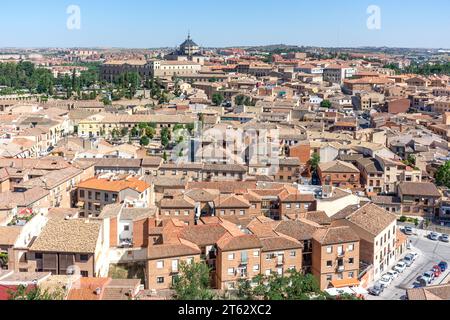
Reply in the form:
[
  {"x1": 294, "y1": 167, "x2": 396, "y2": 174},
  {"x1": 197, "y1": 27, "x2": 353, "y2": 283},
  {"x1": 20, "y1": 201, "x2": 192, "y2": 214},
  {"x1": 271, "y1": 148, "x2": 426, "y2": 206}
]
[
  {"x1": 351, "y1": 287, "x2": 368, "y2": 295},
  {"x1": 325, "y1": 287, "x2": 354, "y2": 296},
  {"x1": 330, "y1": 278, "x2": 360, "y2": 288}
]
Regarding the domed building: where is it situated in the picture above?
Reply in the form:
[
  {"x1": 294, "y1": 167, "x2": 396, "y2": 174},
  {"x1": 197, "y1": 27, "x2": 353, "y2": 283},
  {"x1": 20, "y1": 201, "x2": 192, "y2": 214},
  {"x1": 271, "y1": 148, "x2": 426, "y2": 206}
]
[{"x1": 165, "y1": 33, "x2": 206, "y2": 65}]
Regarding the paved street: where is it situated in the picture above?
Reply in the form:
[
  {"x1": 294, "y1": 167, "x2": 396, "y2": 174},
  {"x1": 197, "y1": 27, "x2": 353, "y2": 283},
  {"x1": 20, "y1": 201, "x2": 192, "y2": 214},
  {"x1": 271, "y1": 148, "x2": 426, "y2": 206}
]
[{"x1": 367, "y1": 228, "x2": 450, "y2": 300}]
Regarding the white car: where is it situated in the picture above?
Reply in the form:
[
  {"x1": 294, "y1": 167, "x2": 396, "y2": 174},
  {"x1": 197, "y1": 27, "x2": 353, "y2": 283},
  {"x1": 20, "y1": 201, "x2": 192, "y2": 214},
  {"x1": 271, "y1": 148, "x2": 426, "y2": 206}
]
[
  {"x1": 394, "y1": 261, "x2": 407, "y2": 273},
  {"x1": 379, "y1": 274, "x2": 393, "y2": 288},
  {"x1": 410, "y1": 252, "x2": 419, "y2": 261},
  {"x1": 386, "y1": 270, "x2": 399, "y2": 280}
]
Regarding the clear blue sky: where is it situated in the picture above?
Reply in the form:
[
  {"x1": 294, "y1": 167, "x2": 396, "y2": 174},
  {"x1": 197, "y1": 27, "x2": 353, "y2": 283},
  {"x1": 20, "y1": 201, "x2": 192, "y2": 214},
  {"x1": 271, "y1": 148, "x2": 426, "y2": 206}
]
[{"x1": 1, "y1": 0, "x2": 449, "y2": 48}]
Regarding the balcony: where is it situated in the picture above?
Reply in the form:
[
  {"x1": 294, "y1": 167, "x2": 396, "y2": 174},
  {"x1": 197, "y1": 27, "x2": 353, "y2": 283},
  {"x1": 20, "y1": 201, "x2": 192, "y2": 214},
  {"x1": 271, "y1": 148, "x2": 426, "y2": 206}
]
[
  {"x1": 276, "y1": 256, "x2": 285, "y2": 266},
  {"x1": 337, "y1": 250, "x2": 345, "y2": 258},
  {"x1": 336, "y1": 265, "x2": 345, "y2": 273}
]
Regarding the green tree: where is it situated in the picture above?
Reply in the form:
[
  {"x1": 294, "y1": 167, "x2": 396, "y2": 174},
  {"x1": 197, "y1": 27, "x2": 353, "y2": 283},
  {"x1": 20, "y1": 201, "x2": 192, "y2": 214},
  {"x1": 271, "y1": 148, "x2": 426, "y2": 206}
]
[
  {"x1": 236, "y1": 271, "x2": 328, "y2": 301},
  {"x1": 212, "y1": 93, "x2": 224, "y2": 106},
  {"x1": 131, "y1": 127, "x2": 140, "y2": 137},
  {"x1": 309, "y1": 153, "x2": 320, "y2": 174},
  {"x1": 320, "y1": 100, "x2": 332, "y2": 108},
  {"x1": 435, "y1": 161, "x2": 450, "y2": 188},
  {"x1": 172, "y1": 261, "x2": 214, "y2": 300},
  {"x1": 161, "y1": 127, "x2": 171, "y2": 148},
  {"x1": 145, "y1": 127, "x2": 156, "y2": 139},
  {"x1": 8, "y1": 285, "x2": 66, "y2": 300},
  {"x1": 0, "y1": 252, "x2": 8, "y2": 268},
  {"x1": 140, "y1": 135, "x2": 150, "y2": 146}
]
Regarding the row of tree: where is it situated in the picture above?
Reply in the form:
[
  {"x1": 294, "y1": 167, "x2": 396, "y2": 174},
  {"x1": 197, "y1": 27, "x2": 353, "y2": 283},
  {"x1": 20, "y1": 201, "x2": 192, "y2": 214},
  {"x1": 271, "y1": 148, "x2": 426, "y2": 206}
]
[
  {"x1": 172, "y1": 261, "x2": 362, "y2": 301},
  {"x1": 0, "y1": 61, "x2": 54, "y2": 94},
  {"x1": 384, "y1": 62, "x2": 450, "y2": 76}
]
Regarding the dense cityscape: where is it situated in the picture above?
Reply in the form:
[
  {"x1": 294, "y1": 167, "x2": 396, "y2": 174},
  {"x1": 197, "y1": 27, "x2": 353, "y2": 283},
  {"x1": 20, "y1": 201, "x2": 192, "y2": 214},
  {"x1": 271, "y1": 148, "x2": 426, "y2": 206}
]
[{"x1": 0, "y1": 26, "x2": 450, "y2": 303}]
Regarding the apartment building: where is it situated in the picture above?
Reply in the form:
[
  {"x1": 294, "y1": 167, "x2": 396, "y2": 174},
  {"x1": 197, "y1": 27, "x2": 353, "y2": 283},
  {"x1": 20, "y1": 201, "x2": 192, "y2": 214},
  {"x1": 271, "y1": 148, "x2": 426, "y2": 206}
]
[
  {"x1": 318, "y1": 160, "x2": 361, "y2": 190},
  {"x1": 216, "y1": 234, "x2": 263, "y2": 290},
  {"x1": 260, "y1": 237, "x2": 303, "y2": 277},
  {"x1": 355, "y1": 157, "x2": 385, "y2": 194},
  {"x1": 397, "y1": 182, "x2": 441, "y2": 218},
  {"x1": 312, "y1": 226, "x2": 360, "y2": 290},
  {"x1": 76, "y1": 175, "x2": 152, "y2": 217},
  {"x1": 27, "y1": 218, "x2": 110, "y2": 278},
  {"x1": 432, "y1": 97, "x2": 450, "y2": 114},
  {"x1": 332, "y1": 203, "x2": 398, "y2": 281},
  {"x1": 376, "y1": 156, "x2": 421, "y2": 194}
]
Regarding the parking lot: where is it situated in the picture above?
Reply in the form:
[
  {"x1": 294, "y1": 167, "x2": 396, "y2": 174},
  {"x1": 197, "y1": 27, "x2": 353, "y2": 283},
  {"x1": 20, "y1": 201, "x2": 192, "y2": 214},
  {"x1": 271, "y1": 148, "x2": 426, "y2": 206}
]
[{"x1": 366, "y1": 228, "x2": 450, "y2": 300}]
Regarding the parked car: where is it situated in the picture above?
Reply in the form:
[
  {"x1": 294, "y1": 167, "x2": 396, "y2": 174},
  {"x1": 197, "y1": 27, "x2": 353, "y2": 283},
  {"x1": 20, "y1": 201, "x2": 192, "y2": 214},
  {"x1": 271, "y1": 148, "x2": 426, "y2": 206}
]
[
  {"x1": 394, "y1": 261, "x2": 407, "y2": 273},
  {"x1": 379, "y1": 274, "x2": 393, "y2": 288},
  {"x1": 415, "y1": 278, "x2": 427, "y2": 288},
  {"x1": 368, "y1": 283, "x2": 384, "y2": 296},
  {"x1": 438, "y1": 261, "x2": 448, "y2": 272},
  {"x1": 422, "y1": 271, "x2": 435, "y2": 284},
  {"x1": 432, "y1": 265, "x2": 442, "y2": 278},
  {"x1": 410, "y1": 252, "x2": 419, "y2": 261},
  {"x1": 386, "y1": 270, "x2": 399, "y2": 280},
  {"x1": 404, "y1": 255, "x2": 414, "y2": 267},
  {"x1": 440, "y1": 234, "x2": 449, "y2": 243},
  {"x1": 429, "y1": 232, "x2": 439, "y2": 241},
  {"x1": 403, "y1": 227, "x2": 413, "y2": 235}
]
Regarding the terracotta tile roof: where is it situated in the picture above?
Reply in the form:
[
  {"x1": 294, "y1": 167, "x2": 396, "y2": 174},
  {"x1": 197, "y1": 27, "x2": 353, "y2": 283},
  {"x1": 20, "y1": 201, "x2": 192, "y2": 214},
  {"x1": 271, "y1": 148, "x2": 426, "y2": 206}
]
[
  {"x1": 216, "y1": 233, "x2": 262, "y2": 251},
  {"x1": 30, "y1": 219, "x2": 101, "y2": 253},
  {"x1": 179, "y1": 224, "x2": 228, "y2": 246},
  {"x1": 67, "y1": 278, "x2": 111, "y2": 300},
  {"x1": 0, "y1": 187, "x2": 50, "y2": 209},
  {"x1": 313, "y1": 226, "x2": 360, "y2": 245},
  {"x1": 159, "y1": 195, "x2": 196, "y2": 209},
  {"x1": 216, "y1": 194, "x2": 251, "y2": 208},
  {"x1": 147, "y1": 241, "x2": 201, "y2": 260},
  {"x1": 187, "y1": 181, "x2": 257, "y2": 193},
  {"x1": 78, "y1": 177, "x2": 150, "y2": 193},
  {"x1": 319, "y1": 160, "x2": 360, "y2": 173},
  {"x1": 102, "y1": 279, "x2": 141, "y2": 300},
  {"x1": 275, "y1": 220, "x2": 322, "y2": 241},
  {"x1": 301, "y1": 211, "x2": 332, "y2": 225},
  {"x1": 407, "y1": 284, "x2": 450, "y2": 300},
  {"x1": 185, "y1": 189, "x2": 220, "y2": 202},
  {"x1": 398, "y1": 182, "x2": 441, "y2": 197},
  {"x1": 141, "y1": 156, "x2": 163, "y2": 167},
  {"x1": 0, "y1": 226, "x2": 22, "y2": 246},
  {"x1": 260, "y1": 236, "x2": 303, "y2": 252},
  {"x1": 344, "y1": 203, "x2": 397, "y2": 236}
]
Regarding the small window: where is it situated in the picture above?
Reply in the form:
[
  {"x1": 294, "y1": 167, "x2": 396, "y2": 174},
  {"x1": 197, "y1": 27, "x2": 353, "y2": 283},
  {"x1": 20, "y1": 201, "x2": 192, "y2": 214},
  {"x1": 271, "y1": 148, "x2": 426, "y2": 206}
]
[
  {"x1": 253, "y1": 265, "x2": 260, "y2": 272},
  {"x1": 35, "y1": 253, "x2": 43, "y2": 259},
  {"x1": 80, "y1": 271, "x2": 89, "y2": 277},
  {"x1": 228, "y1": 268, "x2": 234, "y2": 275},
  {"x1": 124, "y1": 225, "x2": 130, "y2": 231},
  {"x1": 348, "y1": 244, "x2": 354, "y2": 252},
  {"x1": 228, "y1": 253, "x2": 235, "y2": 261},
  {"x1": 79, "y1": 254, "x2": 89, "y2": 262},
  {"x1": 326, "y1": 246, "x2": 333, "y2": 254},
  {"x1": 290, "y1": 251, "x2": 296, "y2": 257},
  {"x1": 253, "y1": 250, "x2": 260, "y2": 257},
  {"x1": 156, "y1": 261, "x2": 164, "y2": 269},
  {"x1": 326, "y1": 260, "x2": 332, "y2": 267},
  {"x1": 157, "y1": 277, "x2": 164, "y2": 284}
]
